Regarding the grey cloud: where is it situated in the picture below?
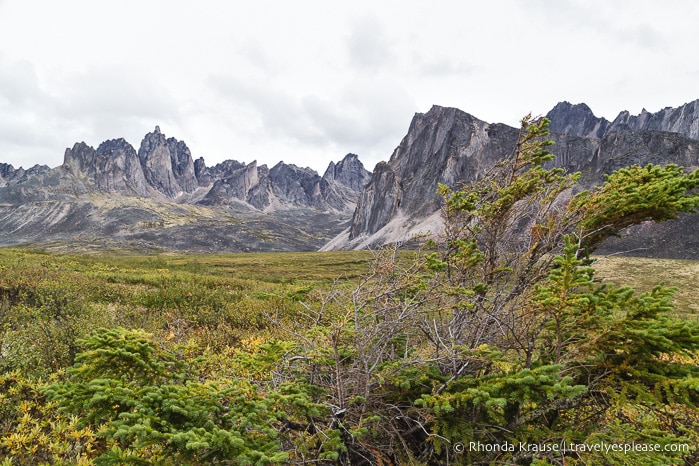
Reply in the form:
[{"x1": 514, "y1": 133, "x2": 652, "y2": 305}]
[
  {"x1": 523, "y1": 0, "x2": 666, "y2": 50},
  {"x1": 346, "y1": 15, "x2": 393, "y2": 71},
  {"x1": 302, "y1": 82, "x2": 414, "y2": 148},
  {"x1": 50, "y1": 66, "x2": 184, "y2": 148},
  {"x1": 0, "y1": 59, "x2": 184, "y2": 169},
  {"x1": 631, "y1": 23, "x2": 662, "y2": 49},
  {"x1": 298, "y1": 79, "x2": 416, "y2": 172},
  {"x1": 0, "y1": 118, "x2": 62, "y2": 149},
  {"x1": 58, "y1": 67, "x2": 179, "y2": 121},
  {"x1": 417, "y1": 58, "x2": 476, "y2": 77},
  {"x1": 0, "y1": 58, "x2": 45, "y2": 106},
  {"x1": 238, "y1": 41, "x2": 286, "y2": 75},
  {"x1": 208, "y1": 74, "x2": 328, "y2": 144},
  {"x1": 208, "y1": 73, "x2": 415, "y2": 166},
  {"x1": 0, "y1": 56, "x2": 65, "y2": 167},
  {"x1": 210, "y1": 76, "x2": 413, "y2": 152},
  {"x1": 0, "y1": 118, "x2": 66, "y2": 169}
]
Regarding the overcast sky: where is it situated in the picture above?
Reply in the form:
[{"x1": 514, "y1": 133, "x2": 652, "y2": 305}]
[{"x1": 1, "y1": 0, "x2": 698, "y2": 174}]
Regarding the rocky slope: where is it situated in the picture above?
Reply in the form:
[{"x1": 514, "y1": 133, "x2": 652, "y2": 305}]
[
  {"x1": 324, "y1": 101, "x2": 699, "y2": 259},
  {"x1": 0, "y1": 128, "x2": 371, "y2": 252}
]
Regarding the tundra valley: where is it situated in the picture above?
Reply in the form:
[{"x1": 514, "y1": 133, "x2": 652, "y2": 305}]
[{"x1": 1, "y1": 102, "x2": 699, "y2": 465}]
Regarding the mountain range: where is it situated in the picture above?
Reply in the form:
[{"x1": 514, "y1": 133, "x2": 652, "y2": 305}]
[
  {"x1": 0, "y1": 127, "x2": 370, "y2": 252},
  {"x1": 324, "y1": 100, "x2": 699, "y2": 258},
  {"x1": 2, "y1": 100, "x2": 699, "y2": 257}
]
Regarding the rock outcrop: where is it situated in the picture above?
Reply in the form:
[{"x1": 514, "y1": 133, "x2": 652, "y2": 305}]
[
  {"x1": 200, "y1": 154, "x2": 371, "y2": 212},
  {"x1": 547, "y1": 99, "x2": 699, "y2": 140},
  {"x1": 0, "y1": 163, "x2": 50, "y2": 187},
  {"x1": 167, "y1": 137, "x2": 198, "y2": 193},
  {"x1": 329, "y1": 106, "x2": 519, "y2": 249},
  {"x1": 609, "y1": 101, "x2": 699, "y2": 139},
  {"x1": 323, "y1": 153, "x2": 372, "y2": 192},
  {"x1": 137, "y1": 126, "x2": 198, "y2": 198},
  {"x1": 546, "y1": 102, "x2": 610, "y2": 139},
  {"x1": 200, "y1": 161, "x2": 265, "y2": 208},
  {"x1": 4, "y1": 99, "x2": 699, "y2": 257},
  {"x1": 267, "y1": 162, "x2": 325, "y2": 209},
  {"x1": 0, "y1": 163, "x2": 17, "y2": 186},
  {"x1": 63, "y1": 138, "x2": 149, "y2": 196},
  {"x1": 349, "y1": 162, "x2": 402, "y2": 238}
]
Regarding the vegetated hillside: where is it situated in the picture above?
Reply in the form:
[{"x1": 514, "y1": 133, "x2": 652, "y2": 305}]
[
  {"x1": 0, "y1": 247, "x2": 697, "y2": 464},
  {"x1": 0, "y1": 247, "x2": 374, "y2": 378},
  {"x1": 591, "y1": 254, "x2": 699, "y2": 317}
]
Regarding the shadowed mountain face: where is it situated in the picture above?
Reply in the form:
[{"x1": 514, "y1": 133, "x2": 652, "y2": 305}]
[
  {"x1": 0, "y1": 128, "x2": 371, "y2": 252},
  {"x1": 324, "y1": 101, "x2": 699, "y2": 259},
  {"x1": 63, "y1": 138, "x2": 149, "y2": 196},
  {"x1": 547, "y1": 100, "x2": 699, "y2": 140}
]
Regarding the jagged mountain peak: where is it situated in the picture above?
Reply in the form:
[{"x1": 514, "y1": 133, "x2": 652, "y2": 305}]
[
  {"x1": 323, "y1": 153, "x2": 371, "y2": 192},
  {"x1": 0, "y1": 163, "x2": 51, "y2": 190},
  {"x1": 425, "y1": 104, "x2": 461, "y2": 114},
  {"x1": 4, "y1": 99, "x2": 699, "y2": 256},
  {"x1": 62, "y1": 141, "x2": 94, "y2": 171},
  {"x1": 338, "y1": 105, "x2": 511, "y2": 248},
  {"x1": 549, "y1": 101, "x2": 594, "y2": 113},
  {"x1": 420, "y1": 104, "x2": 485, "y2": 121},
  {"x1": 136, "y1": 127, "x2": 197, "y2": 197},
  {"x1": 0, "y1": 162, "x2": 16, "y2": 177},
  {"x1": 409, "y1": 105, "x2": 476, "y2": 126},
  {"x1": 197, "y1": 154, "x2": 370, "y2": 213},
  {"x1": 97, "y1": 137, "x2": 133, "y2": 152},
  {"x1": 36, "y1": 126, "x2": 371, "y2": 213},
  {"x1": 61, "y1": 137, "x2": 148, "y2": 196},
  {"x1": 140, "y1": 126, "x2": 166, "y2": 147},
  {"x1": 546, "y1": 101, "x2": 599, "y2": 125},
  {"x1": 546, "y1": 101, "x2": 609, "y2": 139},
  {"x1": 607, "y1": 99, "x2": 699, "y2": 139},
  {"x1": 0, "y1": 162, "x2": 20, "y2": 186},
  {"x1": 270, "y1": 160, "x2": 315, "y2": 175}
]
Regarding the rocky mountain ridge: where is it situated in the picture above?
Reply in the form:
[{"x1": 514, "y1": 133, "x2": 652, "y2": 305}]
[
  {"x1": 324, "y1": 100, "x2": 699, "y2": 258},
  {"x1": 4, "y1": 99, "x2": 699, "y2": 257},
  {"x1": 0, "y1": 163, "x2": 50, "y2": 187},
  {"x1": 0, "y1": 128, "x2": 371, "y2": 252},
  {"x1": 546, "y1": 100, "x2": 699, "y2": 140}
]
